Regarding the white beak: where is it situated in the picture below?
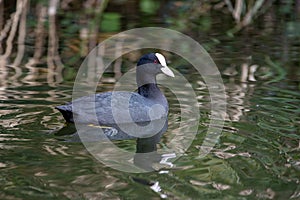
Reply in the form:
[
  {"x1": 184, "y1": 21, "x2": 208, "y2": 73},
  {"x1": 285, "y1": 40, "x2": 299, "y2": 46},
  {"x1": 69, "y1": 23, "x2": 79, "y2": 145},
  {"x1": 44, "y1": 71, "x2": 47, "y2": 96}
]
[
  {"x1": 161, "y1": 65, "x2": 175, "y2": 77},
  {"x1": 155, "y1": 53, "x2": 175, "y2": 77}
]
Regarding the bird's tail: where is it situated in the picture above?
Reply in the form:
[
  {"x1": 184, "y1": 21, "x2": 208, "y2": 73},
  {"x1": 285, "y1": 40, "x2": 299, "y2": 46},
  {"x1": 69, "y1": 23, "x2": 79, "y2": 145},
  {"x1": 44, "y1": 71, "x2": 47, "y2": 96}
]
[{"x1": 55, "y1": 105, "x2": 74, "y2": 123}]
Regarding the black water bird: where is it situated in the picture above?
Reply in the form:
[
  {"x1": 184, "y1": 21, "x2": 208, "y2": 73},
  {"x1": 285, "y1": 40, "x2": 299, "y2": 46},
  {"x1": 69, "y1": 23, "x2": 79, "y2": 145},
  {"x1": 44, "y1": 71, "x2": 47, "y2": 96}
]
[{"x1": 56, "y1": 53, "x2": 174, "y2": 133}]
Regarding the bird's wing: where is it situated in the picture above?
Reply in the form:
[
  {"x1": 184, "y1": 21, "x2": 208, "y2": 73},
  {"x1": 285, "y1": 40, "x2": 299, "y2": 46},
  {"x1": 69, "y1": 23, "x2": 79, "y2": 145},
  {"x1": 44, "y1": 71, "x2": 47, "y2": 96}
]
[{"x1": 70, "y1": 92, "x2": 167, "y2": 125}]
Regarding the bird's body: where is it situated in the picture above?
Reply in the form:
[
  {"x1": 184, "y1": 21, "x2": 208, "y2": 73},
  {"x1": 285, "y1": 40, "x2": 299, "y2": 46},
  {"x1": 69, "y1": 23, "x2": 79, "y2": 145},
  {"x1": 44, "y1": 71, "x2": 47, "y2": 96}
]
[
  {"x1": 56, "y1": 53, "x2": 174, "y2": 133},
  {"x1": 56, "y1": 88, "x2": 168, "y2": 125}
]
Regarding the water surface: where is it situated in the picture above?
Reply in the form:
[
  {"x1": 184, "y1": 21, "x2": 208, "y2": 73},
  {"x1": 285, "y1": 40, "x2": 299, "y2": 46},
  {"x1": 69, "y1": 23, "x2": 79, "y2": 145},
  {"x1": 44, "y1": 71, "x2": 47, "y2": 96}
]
[{"x1": 1, "y1": 1, "x2": 300, "y2": 199}]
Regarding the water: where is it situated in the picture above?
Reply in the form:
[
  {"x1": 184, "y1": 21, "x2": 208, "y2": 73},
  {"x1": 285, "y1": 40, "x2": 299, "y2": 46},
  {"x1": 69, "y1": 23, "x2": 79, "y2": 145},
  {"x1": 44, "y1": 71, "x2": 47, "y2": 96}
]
[{"x1": 1, "y1": 1, "x2": 300, "y2": 199}]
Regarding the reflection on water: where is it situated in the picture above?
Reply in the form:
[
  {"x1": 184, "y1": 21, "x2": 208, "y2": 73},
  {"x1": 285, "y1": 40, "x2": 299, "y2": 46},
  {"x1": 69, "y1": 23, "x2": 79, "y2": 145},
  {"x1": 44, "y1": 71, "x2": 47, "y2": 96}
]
[{"x1": 1, "y1": 65, "x2": 300, "y2": 199}]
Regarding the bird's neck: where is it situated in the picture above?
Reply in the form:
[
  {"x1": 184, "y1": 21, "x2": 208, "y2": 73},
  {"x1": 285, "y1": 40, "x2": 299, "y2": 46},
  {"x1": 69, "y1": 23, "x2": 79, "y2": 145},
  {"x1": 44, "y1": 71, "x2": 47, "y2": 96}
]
[{"x1": 138, "y1": 83, "x2": 163, "y2": 99}]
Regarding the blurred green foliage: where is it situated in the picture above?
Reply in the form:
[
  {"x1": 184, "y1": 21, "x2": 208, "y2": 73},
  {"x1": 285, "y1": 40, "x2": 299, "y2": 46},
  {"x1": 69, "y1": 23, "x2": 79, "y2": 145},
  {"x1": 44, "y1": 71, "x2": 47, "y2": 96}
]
[
  {"x1": 100, "y1": 12, "x2": 122, "y2": 32},
  {"x1": 139, "y1": 0, "x2": 160, "y2": 14}
]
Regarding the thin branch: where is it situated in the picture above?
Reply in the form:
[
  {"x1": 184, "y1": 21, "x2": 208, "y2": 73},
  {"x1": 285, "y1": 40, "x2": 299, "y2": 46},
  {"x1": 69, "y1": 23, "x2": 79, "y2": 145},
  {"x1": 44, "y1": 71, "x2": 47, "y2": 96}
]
[
  {"x1": 242, "y1": 0, "x2": 265, "y2": 26},
  {"x1": 0, "y1": 0, "x2": 4, "y2": 36},
  {"x1": 224, "y1": 0, "x2": 234, "y2": 13},
  {"x1": 47, "y1": 0, "x2": 64, "y2": 85},
  {"x1": 13, "y1": 0, "x2": 28, "y2": 67},
  {"x1": 114, "y1": 39, "x2": 124, "y2": 79},
  {"x1": 0, "y1": 13, "x2": 13, "y2": 55},
  {"x1": 233, "y1": 0, "x2": 243, "y2": 22},
  {"x1": 0, "y1": 0, "x2": 23, "y2": 62},
  {"x1": 24, "y1": 4, "x2": 47, "y2": 84},
  {"x1": 33, "y1": 4, "x2": 47, "y2": 62}
]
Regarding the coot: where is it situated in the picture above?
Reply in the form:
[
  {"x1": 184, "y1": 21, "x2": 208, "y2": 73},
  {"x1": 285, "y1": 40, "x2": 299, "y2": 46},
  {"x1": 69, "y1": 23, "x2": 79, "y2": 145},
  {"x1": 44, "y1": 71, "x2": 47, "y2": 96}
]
[{"x1": 56, "y1": 53, "x2": 175, "y2": 127}]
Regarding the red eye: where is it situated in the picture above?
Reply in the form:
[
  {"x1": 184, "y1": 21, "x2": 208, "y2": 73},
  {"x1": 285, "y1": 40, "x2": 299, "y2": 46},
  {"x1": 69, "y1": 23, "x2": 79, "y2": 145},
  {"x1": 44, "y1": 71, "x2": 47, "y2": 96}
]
[{"x1": 154, "y1": 59, "x2": 158, "y2": 63}]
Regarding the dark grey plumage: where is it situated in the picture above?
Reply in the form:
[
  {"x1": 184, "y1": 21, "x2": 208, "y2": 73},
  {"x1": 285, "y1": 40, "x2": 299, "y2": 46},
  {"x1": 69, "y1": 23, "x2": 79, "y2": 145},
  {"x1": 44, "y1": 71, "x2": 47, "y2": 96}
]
[{"x1": 56, "y1": 53, "x2": 174, "y2": 128}]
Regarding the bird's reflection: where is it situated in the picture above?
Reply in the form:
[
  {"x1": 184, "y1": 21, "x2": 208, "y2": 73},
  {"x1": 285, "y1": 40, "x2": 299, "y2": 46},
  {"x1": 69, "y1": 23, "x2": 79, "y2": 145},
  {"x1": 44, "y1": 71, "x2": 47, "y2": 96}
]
[
  {"x1": 54, "y1": 117, "x2": 174, "y2": 171},
  {"x1": 133, "y1": 124, "x2": 165, "y2": 171}
]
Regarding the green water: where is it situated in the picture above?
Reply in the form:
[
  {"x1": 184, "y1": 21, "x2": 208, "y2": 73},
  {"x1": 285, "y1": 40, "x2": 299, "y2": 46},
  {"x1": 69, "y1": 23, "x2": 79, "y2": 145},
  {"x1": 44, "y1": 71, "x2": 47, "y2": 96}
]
[{"x1": 1, "y1": 1, "x2": 300, "y2": 199}]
